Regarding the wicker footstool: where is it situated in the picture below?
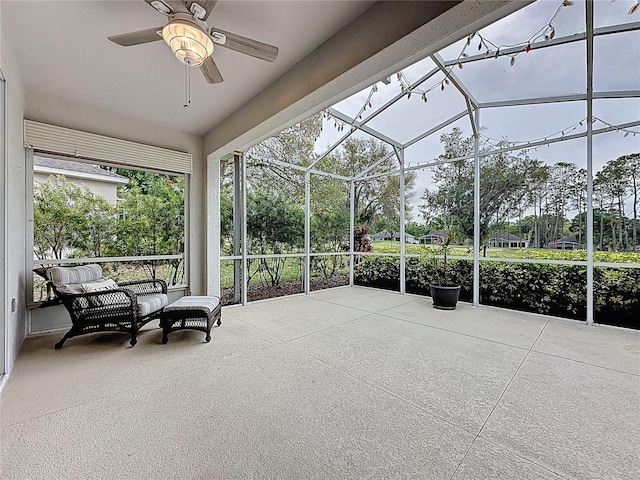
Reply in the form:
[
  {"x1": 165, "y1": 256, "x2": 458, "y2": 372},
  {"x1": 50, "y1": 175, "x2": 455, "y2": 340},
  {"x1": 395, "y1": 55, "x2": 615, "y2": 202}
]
[{"x1": 160, "y1": 296, "x2": 222, "y2": 344}]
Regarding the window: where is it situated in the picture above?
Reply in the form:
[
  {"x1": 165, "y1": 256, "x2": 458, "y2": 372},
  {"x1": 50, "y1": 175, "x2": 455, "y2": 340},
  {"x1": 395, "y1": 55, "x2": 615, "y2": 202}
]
[{"x1": 32, "y1": 156, "x2": 185, "y2": 303}]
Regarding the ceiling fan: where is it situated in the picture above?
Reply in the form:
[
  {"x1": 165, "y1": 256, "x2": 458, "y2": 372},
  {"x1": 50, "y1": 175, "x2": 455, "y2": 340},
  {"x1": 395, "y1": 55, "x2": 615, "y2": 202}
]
[{"x1": 108, "y1": 0, "x2": 278, "y2": 84}]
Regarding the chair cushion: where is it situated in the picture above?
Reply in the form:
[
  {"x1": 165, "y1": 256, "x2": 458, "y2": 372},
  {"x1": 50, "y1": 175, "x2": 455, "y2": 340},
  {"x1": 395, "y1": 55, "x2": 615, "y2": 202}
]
[
  {"x1": 47, "y1": 264, "x2": 103, "y2": 287},
  {"x1": 137, "y1": 294, "x2": 169, "y2": 317},
  {"x1": 82, "y1": 279, "x2": 118, "y2": 293},
  {"x1": 163, "y1": 296, "x2": 220, "y2": 314}
]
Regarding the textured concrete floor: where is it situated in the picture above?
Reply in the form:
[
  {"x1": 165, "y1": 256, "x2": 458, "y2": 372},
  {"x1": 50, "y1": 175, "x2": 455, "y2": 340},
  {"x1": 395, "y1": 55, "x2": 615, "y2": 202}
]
[{"x1": 1, "y1": 286, "x2": 639, "y2": 479}]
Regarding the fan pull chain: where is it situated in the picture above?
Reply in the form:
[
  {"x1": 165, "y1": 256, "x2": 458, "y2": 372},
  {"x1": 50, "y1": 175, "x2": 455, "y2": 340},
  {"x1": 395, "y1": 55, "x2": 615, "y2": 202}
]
[{"x1": 183, "y1": 64, "x2": 191, "y2": 108}]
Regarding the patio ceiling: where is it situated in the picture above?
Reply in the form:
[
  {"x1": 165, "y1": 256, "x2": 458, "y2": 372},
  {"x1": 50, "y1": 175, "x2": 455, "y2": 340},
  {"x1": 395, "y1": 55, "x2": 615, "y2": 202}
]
[
  {"x1": 1, "y1": 1, "x2": 528, "y2": 146},
  {"x1": 1, "y1": 0, "x2": 371, "y2": 136}
]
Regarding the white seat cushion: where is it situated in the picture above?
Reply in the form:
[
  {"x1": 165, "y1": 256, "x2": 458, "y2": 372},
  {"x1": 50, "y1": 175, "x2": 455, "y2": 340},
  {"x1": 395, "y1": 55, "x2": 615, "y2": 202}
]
[
  {"x1": 47, "y1": 264, "x2": 103, "y2": 287},
  {"x1": 82, "y1": 279, "x2": 118, "y2": 293},
  {"x1": 137, "y1": 294, "x2": 169, "y2": 317},
  {"x1": 163, "y1": 296, "x2": 220, "y2": 314}
]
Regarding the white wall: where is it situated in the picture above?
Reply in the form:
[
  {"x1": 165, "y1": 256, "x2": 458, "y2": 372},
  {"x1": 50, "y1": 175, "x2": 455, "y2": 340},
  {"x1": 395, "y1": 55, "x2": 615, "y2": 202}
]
[
  {"x1": 33, "y1": 172, "x2": 121, "y2": 205},
  {"x1": 1, "y1": 20, "x2": 28, "y2": 375}
]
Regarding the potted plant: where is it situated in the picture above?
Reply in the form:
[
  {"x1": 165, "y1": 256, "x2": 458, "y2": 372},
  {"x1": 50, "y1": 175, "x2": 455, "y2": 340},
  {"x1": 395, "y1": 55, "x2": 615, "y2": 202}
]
[{"x1": 429, "y1": 234, "x2": 461, "y2": 310}]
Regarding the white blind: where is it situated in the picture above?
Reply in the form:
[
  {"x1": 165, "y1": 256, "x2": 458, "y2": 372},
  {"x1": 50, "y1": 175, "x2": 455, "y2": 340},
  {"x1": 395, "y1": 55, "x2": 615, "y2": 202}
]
[{"x1": 24, "y1": 120, "x2": 192, "y2": 174}]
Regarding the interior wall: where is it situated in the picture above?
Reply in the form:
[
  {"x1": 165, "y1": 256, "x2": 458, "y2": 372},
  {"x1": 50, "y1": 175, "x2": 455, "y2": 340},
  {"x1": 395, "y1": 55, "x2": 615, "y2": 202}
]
[
  {"x1": 23, "y1": 90, "x2": 208, "y2": 297},
  {"x1": 1, "y1": 23, "x2": 28, "y2": 376}
]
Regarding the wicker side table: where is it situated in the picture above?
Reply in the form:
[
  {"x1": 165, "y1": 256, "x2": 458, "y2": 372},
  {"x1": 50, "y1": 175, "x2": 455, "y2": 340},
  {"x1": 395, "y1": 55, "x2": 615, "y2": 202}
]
[{"x1": 160, "y1": 296, "x2": 222, "y2": 344}]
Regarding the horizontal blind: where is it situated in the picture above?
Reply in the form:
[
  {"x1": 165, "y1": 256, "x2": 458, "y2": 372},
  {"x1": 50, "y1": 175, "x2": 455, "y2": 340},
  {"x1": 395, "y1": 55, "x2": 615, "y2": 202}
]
[{"x1": 24, "y1": 120, "x2": 192, "y2": 174}]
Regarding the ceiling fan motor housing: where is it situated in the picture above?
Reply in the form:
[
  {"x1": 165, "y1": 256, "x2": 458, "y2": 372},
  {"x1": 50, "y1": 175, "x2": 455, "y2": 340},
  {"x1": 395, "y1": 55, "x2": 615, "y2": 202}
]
[{"x1": 162, "y1": 15, "x2": 214, "y2": 67}]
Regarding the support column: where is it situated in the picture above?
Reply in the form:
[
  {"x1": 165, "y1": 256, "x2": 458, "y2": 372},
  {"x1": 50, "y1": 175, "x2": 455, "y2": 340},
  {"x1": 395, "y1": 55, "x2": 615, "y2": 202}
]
[
  {"x1": 233, "y1": 154, "x2": 242, "y2": 303},
  {"x1": 206, "y1": 153, "x2": 221, "y2": 297},
  {"x1": 241, "y1": 154, "x2": 248, "y2": 306},
  {"x1": 586, "y1": 0, "x2": 594, "y2": 325},
  {"x1": 473, "y1": 109, "x2": 481, "y2": 307},
  {"x1": 349, "y1": 179, "x2": 355, "y2": 286},
  {"x1": 398, "y1": 148, "x2": 406, "y2": 295},
  {"x1": 304, "y1": 171, "x2": 311, "y2": 294}
]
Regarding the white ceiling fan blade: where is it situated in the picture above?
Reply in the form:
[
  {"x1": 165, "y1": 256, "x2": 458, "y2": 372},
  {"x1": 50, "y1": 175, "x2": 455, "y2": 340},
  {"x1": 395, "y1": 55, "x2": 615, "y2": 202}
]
[
  {"x1": 200, "y1": 56, "x2": 224, "y2": 84},
  {"x1": 163, "y1": 0, "x2": 190, "y2": 14},
  {"x1": 209, "y1": 27, "x2": 278, "y2": 62},
  {"x1": 190, "y1": 1, "x2": 218, "y2": 20},
  {"x1": 108, "y1": 27, "x2": 164, "y2": 47},
  {"x1": 143, "y1": 0, "x2": 175, "y2": 15}
]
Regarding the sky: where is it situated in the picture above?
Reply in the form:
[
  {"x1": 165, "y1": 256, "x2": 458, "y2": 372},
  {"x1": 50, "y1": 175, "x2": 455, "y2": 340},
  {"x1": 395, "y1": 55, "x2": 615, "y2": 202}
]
[{"x1": 311, "y1": 0, "x2": 640, "y2": 220}]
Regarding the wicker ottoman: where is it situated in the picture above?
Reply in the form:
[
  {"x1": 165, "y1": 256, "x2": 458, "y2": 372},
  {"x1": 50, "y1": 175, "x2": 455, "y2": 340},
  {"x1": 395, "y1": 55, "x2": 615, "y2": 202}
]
[{"x1": 160, "y1": 296, "x2": 222, "y2": 344}]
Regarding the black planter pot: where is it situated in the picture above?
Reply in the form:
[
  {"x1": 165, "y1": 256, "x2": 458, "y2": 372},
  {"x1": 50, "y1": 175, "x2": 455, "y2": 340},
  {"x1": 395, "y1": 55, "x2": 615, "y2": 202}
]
[{"x1": 429, "y1": 284, "x2": 461, "y2": 310}]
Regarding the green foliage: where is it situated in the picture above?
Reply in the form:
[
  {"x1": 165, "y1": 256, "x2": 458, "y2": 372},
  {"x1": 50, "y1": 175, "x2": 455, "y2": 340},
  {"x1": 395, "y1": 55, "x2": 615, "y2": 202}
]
[
  {"x1": 311, "y1": 205, "x2": 350, "y2": 252},
  {"x1": 220, "y1": 186, "x2": 234, "y2": 255},
  {"x1": 115, "y1": 175, "x2": 184, "y2": 257},
  {"x1": 354, "y1": 256, "x2": 400, "y2": 291},
  {"x1": 246, "y1": 189, "x2": 304, "y2": 286},
  {"x1": 34, "y1": 170, "x2": 185, "y2": 285},
  {"x1": 34, "y1": 175, "x2": 116, "y2": 259},
  {"x1": 355, "y1": 255, "x2": 638, "y2": 328}
]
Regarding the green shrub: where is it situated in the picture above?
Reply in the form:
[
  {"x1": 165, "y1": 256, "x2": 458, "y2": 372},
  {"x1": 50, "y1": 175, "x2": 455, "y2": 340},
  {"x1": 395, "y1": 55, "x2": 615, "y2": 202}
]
[{"x1": 355, "y1": 256, "x2": 638, "y2": 329}]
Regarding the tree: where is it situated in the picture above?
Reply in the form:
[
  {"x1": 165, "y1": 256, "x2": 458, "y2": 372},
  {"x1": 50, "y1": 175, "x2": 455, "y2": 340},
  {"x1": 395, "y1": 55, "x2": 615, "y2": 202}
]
[
  {"x1": 115, "y1": 174, "x2": 185, "y2": 282},
  {"x1": 420, "y1": 128, "x2": 542, "y2": 244},
  {"x1": 246, "y1": 189, "x2": 304, "y2": 286},
  {"x1": 621, "y1": 153, "x2": 640, "y2": 250},
  {"x1": 310, "y1": 205, "x2": 350, "y2": 277},
  {"x1": 246, "y1": 114, "x2": 322, "y2": 201},
  {"x1": 33, "y1": 175, "x2": 115, "y2": 260},
  {"x1": 326, "y1": 137, "x2": 416, "y2": 229}
]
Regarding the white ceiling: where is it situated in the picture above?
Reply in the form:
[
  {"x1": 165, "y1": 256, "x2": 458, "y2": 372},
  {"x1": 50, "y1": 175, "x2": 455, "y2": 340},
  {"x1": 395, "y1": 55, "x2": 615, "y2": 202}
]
[{"x1": 1, "y1": 0, "x2": 373, "y2": 136}]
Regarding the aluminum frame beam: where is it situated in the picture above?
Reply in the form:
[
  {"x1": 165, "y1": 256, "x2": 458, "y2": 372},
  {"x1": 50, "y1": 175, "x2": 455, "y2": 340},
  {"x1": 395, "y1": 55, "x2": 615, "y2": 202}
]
[
  {"x1": 359, "y1": 119, "x2": 640, "y2": 181},
  {"x1": 479, "y1": 90, "x2": 640, "y2": 109},
  {"x1": 313, "y1": 68, "x2": 442, "y2": 166},
  {"x1": 442, "y1": 21, "x2": 640, "y2": 68},
  {"x1": 246, "y1": 153, "x2": 352, "y2": 181},
  {"x1": 233, "y1": 153, "x2": 242, "y2": 303},
  {"x1": 586, "y1": 0, "x2": 595, "y2": 326},
  {"x1": 431, "y1": 53, "x2": 479, "y2": 108},
  {"x1": 328, "y1": 108, "x2": 403, "y2": 149},
  {"x1": 403, "y1": 110, "x2": 468, "y2": 149},
  {"x1": 397, "y1": 147, "x2": 406, "y2": 294},
  {"x1": 241, "y1": 154, "x2": 248, "y2": 306},
  {"x1": 354, "y1": 151, "x2": 396, "y2": 179},
  {"x1": 473, "y1": 109, "x2": 480, "y2": 307},
  {"x1": 304, "y1": 171, "x2": 311, "y2": 294},
  {"x1": 349, "y1": 180, "x2": 355, "y2": 286}
]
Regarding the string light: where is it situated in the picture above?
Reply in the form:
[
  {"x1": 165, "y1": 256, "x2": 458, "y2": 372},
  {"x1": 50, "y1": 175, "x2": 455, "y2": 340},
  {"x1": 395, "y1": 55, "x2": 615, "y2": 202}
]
[
  {"x1": 323, "y1": 0, "x2": 631, "y2": 134},
  {"x1": 480, "y1": 116, "x2": 640, "y2": 148},
  {"x1": 612, "y1": 0, "x2": 640, "y2": 15}
]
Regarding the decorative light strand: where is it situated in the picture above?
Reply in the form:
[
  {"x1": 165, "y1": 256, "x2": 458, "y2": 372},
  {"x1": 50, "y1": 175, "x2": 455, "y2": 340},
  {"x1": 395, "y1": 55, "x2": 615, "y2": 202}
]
[
  {"x1": 612, "y1": 0, "x2": 640, "y2": 15},
  {"x1": 323, "y1": 0, "x2": 633, "y2": 134},
  {"x1": 480, "y1": 116, "x2": 640, "y2": 149}
]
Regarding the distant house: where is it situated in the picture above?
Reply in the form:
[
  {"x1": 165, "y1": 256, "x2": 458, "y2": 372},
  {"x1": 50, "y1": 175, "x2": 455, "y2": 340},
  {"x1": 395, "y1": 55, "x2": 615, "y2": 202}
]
[
  {"x1": 418, "y1": 231, "x2": 446, "y2": 245},
  {"x1": 488, "y1": 232, "x2": 529, "y2": 248},
  {"x1": 370, "y1": 231, "x2": 417, "y2": 244},
  {"x1": 33, "y1": 156, "x2": 128, "y2": 205},
  {"x1": 548, "y1": 235, "x2": 585, "y2": 250}
]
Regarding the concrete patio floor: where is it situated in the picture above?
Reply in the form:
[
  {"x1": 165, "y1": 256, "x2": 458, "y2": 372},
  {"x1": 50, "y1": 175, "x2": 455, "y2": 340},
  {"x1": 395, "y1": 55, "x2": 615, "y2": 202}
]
[{"x1": 1, "y1": 286, "x2": 639, "y2": 479}]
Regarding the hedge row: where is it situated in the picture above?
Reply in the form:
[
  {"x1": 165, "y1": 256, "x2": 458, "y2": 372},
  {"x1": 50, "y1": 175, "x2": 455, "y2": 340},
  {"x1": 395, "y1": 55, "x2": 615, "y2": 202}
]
[{"x1": 354, "y1": 256, "x2": 639, "y2": 329}]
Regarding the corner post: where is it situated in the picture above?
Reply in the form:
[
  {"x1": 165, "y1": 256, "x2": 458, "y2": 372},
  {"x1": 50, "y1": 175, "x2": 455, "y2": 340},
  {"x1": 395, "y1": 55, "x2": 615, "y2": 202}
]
[
  {"x1": 304, "y1": 170, "x2": 311, "y2": 294},
  {"x1": 473, "y1": 108, "x2": 481, "y2": 307},
  {"x1": 398, "y1": 147, "x2": 406, "y2": 295},
  {"x1": 349, "y1": 179, "x2": 355, "y2": 286}
]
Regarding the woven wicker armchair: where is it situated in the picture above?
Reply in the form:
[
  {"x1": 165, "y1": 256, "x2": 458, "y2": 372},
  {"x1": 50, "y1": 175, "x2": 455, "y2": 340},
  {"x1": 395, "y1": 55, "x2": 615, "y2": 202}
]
[{"x1": 45, "y1": 264, "x2": 168, "y2": 349}]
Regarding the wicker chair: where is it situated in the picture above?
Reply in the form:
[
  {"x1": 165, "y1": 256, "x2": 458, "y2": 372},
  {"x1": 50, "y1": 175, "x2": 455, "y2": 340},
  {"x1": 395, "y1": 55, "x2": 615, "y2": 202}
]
[{"x1": 46, "y1": 264, "x2": 168, "y2": 349}]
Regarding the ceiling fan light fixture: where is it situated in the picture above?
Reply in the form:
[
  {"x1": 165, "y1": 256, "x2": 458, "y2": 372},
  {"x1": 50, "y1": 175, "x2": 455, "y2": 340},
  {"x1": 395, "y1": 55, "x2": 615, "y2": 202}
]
[{"x1": 162, "y1": 19, "x2": 214, "y2": 67}]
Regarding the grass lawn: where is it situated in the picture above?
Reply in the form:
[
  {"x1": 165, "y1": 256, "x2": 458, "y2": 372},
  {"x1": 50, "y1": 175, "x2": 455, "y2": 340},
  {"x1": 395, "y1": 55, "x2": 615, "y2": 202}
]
[
  {"x1": 369, "y1": 240, "x2": 640, "y2": 263},
  {"x1": 220, "y1": 255, "x2": 350, "y2": 289}
]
